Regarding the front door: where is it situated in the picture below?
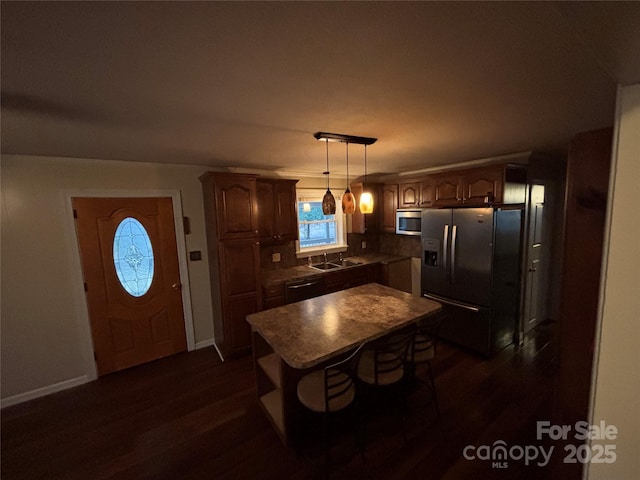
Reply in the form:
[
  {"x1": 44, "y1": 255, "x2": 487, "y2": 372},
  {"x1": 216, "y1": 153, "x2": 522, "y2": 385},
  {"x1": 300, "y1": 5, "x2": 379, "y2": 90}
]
[{"x1": 73, "y1": 197, "x2": 187, "y2": 375}]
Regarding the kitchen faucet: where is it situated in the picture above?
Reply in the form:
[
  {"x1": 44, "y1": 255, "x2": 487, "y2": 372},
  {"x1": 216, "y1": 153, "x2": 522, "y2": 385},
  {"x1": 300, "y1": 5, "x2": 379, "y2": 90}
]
[{"x1": 323, "y1": 252, "x2": 328, "y2": 265}]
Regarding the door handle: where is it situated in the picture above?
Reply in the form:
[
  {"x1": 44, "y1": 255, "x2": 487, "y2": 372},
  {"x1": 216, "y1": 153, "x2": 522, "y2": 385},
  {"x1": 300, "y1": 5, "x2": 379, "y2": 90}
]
[
  {"x1": 451, "y1": 225, "x2": 457, "y2": 283},
  {"x1": 172, "y1": 283, "x2": 182, "y2": 291},
  {"x1": 443, "y1": 224, "x2": 449, "y2": 271},
  {"x1": 422, "y1": 293, "x2": 480, "y2": 312}
]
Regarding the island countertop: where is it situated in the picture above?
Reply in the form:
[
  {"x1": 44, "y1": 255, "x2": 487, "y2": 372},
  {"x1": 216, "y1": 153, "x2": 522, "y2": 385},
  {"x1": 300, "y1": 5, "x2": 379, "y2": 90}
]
[{"x1": 246, "y1": 282, "x2": 442, "y2": 369}]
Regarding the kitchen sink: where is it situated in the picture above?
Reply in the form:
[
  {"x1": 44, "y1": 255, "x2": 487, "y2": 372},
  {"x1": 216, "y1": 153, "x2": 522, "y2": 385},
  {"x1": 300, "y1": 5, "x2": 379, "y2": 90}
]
[
  {"x1": 309, "y1": 262, "x2": 341, "y2": 271},
  {"x1": 309, "y1": 259, "x2": 362, "y2": 271},
  {"x1": 334, "y1": 259, "x2": 361, "y2": 267}
]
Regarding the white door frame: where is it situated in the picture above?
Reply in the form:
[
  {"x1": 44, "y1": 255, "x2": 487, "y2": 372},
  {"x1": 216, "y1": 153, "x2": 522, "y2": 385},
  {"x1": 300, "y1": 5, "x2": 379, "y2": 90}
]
[{"x1": 63, "y1": 189, "x2": 196, "y2": 381}]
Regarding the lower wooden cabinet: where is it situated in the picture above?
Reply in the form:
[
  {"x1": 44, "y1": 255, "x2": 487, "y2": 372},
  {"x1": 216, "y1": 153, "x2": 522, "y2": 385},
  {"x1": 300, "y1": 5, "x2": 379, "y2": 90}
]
[
  {"x1": 262, "y1": 283, "x2": 285, "y2": 309},
  {"x1": 217, "y1": 238, "x2": 262, "y2": 356},
  {"x1": 323, "y1": 267, "x2": 369, "y2": 294}
]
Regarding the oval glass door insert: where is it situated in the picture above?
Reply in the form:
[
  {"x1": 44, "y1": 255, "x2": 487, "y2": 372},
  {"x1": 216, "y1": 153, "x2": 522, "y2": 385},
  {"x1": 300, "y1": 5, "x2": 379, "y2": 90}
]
[{"x1": 113, "y1": 217, "x2": 154, "y2": 297}]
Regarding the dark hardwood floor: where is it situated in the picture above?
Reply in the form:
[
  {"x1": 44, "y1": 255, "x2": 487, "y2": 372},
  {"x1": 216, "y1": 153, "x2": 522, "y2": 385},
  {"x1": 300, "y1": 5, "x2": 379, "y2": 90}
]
[{"x1": 2, "y1": 322, "x2": 560, "y2": 480}]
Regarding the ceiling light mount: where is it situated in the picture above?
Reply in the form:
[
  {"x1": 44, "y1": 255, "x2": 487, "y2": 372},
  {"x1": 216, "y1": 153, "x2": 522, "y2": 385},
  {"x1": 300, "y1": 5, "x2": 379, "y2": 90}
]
[{"x1": 313, "y1": 132, "x2": 377, "y2": 146}]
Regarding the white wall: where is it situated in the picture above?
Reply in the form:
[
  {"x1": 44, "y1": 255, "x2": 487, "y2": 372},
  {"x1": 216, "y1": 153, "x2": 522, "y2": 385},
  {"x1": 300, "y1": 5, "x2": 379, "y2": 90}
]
[
  {"x1": 0, "y1": 156, "x2": 215, "y2": 403},
  {"x1": 587, "y1": 83, "x2": 640, "y2": 479},
  {"x1": 0, "y1": 154, "x2": 327, "y2": 405}
]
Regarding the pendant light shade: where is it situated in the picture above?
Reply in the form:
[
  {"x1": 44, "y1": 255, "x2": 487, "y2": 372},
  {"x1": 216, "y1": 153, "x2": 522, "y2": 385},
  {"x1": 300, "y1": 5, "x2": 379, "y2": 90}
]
[
  {"x1": 321, "y1": 139, "x2": 336, "y2": 215},
  {"x1": 359, "y1": 191, "x2": 374, "y2": 214},
  {"x1": 359, "y1": 144, "x2": 374, "y2": 214},
  {"x1": 342, "y1": 142, "x2": 356, "y2": 214}
]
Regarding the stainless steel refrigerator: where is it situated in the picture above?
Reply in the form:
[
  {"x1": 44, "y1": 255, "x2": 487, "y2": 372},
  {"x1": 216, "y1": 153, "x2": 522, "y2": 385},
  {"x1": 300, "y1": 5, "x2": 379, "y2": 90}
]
[{"x1": 421, "y1": 207, "x2": 523, "y2": 355}]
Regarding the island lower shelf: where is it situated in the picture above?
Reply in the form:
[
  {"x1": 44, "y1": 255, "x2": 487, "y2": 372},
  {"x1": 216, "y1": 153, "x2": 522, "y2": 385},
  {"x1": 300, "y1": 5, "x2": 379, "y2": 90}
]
[
  {"x1": 252, "y1": 330, "x2": 308, "y2": 447},
  {"x1": 259, "y1": 390, "x2": 284, "y2": 434}
]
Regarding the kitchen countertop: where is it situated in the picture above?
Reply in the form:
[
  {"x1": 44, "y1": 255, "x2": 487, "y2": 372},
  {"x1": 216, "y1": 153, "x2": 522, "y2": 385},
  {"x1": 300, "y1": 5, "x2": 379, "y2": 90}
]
[
  {"x1": 246, "y1": 282, "x2": 442, "y2": 369},
  {"x1": 261, "y1": 252, "x2": 410, "y2": 287}
]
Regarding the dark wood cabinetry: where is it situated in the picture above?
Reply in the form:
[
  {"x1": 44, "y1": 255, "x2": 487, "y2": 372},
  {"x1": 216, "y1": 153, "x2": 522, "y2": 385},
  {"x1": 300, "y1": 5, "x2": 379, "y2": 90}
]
[
  {"x1": 262, "y1": 282, "x2": 285, "y2": 309},
  {"x1": 257, "y1": 178, "x2": 298, "y2": 244},
  {"x1": 432, "y1": 172, "x2": 464, "y2": 207},
  {"x1": 398, "y1": 182, "x2": 421, "y2": 208},
  {"x1": 419, "y1": 178, "x2": 434, "y2": 207},
  {"x1": 432, "y1": 165, "x2": 526, "y2": 207},
  {"x1": 351, "y1": 182, "x2": 380, "y2": 234},
  {"x1": 200, "y1": 172, "x2": 262, "y2": 357},
  {"x1": 323, "y1": 267, "x2": 369, "y2": 294},
  {"x1": 210, "y1": 174, "x2": 260, "y2": 239},
  {"x1": 381, "y1": 184, "x2": 398, "y2": 232}
]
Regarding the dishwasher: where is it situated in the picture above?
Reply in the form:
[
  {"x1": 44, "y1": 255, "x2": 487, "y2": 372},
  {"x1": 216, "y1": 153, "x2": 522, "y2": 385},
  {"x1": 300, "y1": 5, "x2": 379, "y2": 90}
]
[{"x1": 284, "y1": 277, "x2": 324, "y2": 304}]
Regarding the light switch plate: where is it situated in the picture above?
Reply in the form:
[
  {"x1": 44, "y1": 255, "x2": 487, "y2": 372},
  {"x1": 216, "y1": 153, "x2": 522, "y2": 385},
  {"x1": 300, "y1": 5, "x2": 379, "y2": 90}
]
[
  {"x1": 272, "y1": 253, "x2": 281, "y2": 262},
  {"x1": 361, "y1": 241, "x2": 367, "y2": 249}
]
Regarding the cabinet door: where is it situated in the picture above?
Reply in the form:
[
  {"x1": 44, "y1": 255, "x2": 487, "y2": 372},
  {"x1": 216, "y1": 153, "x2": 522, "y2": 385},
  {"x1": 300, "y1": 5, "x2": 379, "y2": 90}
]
[
  {"x1": 432, "y1": 173, "x2": 463, "y2": 207},
  {"x1": 219, "y1": 239, "x2": 261, "y2": 354},
  {"x1": 462, "y1": 167, "x2": 504, "y2": 205},
  {"x1": 381, "y1": 184, "x2": 398, "y2": 233},
  {"x1": 398, "y1": 182, "x2": 421, "y2": 208},
  {"x1": 257, "y1": 180, "x2": 276, "y2": 241},
  {"x1": 262, "y1": 283, "x2": 285, "y2": 310},
  {"x1": 273, "y1": 180, "x2": 298, "y2": 242},
  {"x1": 324, "y1": 267, "x2": 367, "y2": 294},
  {"x1": 419, "y1": 178, "x2": 434, "y2": 207},
  {"x1": 257, "y1": 179, "x2": 298, "y2": 243},
  {"x1": 214, "y1": 175, "x2": 258, "y2": 239}
]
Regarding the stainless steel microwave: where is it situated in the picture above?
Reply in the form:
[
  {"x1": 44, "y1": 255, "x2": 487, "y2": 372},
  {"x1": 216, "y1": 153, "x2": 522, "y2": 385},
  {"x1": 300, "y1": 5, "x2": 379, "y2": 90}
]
[{"x1": 396, "y1": 209, "x2": 422, "y2": 236}]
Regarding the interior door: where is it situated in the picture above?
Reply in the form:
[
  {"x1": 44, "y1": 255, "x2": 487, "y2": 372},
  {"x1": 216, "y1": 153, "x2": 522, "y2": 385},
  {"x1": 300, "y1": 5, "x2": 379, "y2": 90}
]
[
  {"x1": 73, "y1": 197, "x2": 187, "y2": 375},
  {"x1": 523, "y1": 184, "x2": 546, "y2": 333}
]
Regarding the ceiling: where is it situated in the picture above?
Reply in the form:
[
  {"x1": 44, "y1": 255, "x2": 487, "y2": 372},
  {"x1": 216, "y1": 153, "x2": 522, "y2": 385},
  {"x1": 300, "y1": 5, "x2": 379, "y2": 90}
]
[{"x1": 2, "y1": 1, "x2": 640, "y2": 178}]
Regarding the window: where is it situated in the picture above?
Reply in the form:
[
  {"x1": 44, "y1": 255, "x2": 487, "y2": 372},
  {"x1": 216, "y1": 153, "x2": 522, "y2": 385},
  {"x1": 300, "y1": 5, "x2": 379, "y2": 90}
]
[
  {"x1": 296, "y1": 189, "x2": 348, "y2": 257},
  {"x1": 113, "y1": 217, "x2": 154, "y2": 297}
]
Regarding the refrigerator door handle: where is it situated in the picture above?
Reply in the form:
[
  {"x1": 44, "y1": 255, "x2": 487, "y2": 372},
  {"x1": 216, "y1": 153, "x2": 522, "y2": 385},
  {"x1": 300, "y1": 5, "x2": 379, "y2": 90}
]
[
  {"x1": 451, "y1": 225, "x2": 458, "y2": 283},
  {"x1": 422, "y1": 293, "x2": 480, "y2": 312},
  {"x1": 443, "y1": 224, "x2": 449, "y2": 270}
]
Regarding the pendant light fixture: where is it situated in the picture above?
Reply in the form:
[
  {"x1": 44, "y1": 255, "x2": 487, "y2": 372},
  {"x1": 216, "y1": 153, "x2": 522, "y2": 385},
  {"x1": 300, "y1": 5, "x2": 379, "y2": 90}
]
[
  {"x1": 313, "y1": 132, "x2": 377, "y2": 215},
  {"x1": 359, "y1": 144, "x2": 374, "y2": 214},
  {"x1": 341, "y1": 142, "x2": 356, "y2": 214},
  {"x1": 321, "y1": 138, "x2": 336, "y2": 215}
]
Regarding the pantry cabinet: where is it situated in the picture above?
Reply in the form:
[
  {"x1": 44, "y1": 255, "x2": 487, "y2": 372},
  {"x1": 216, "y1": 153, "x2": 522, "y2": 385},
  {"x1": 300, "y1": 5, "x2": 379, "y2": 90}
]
[{"x1": 200, "y1": 172, "x2": 262, "y2": 357}]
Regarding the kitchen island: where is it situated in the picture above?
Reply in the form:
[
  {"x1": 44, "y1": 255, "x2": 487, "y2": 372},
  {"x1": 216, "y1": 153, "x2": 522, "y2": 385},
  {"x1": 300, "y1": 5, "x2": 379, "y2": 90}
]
[{"x1": 246, "y1": 282, "x2": 442, "y2": 446}]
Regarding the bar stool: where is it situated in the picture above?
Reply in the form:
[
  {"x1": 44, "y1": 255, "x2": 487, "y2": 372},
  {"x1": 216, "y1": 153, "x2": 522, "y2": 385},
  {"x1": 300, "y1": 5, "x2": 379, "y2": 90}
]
[
  {"x1": 296, "y1": 344, "x2": 365, "y2": 476},
  {"x1": 356, "y1": 332, "x2": 413, "y2": 444},
  {"x1": 406, "y1": 314, "x2": 444, "y2": 415}
]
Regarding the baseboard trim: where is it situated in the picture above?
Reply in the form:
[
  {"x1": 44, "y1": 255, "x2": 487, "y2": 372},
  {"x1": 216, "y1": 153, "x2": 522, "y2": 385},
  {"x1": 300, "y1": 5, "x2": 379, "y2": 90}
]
[
  {"x1": 195, "y1": 338, "x2": 224, "y2": 362},
  {"x1": 1, "y1": 375, "x2": 91, "y2": 409}
]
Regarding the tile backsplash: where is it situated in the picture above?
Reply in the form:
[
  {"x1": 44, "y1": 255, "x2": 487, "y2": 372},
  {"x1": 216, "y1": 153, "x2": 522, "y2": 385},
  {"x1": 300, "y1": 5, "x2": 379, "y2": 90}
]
[{"x1": 260, "y1": 231, "x2": 419, "y2": 271}]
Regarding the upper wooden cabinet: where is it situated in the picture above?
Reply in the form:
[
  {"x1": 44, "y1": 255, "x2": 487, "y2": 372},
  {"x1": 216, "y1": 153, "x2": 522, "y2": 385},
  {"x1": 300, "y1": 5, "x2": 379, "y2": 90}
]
[
  {"x1": 257, "y1": 178, "x2": 298, "y2": 244},
  {"x1": 200, "y1": 172, "x2": 259, "y2": 240},
  {"x1": 398, "y1": 182, "x2": 421, "y2": 208},
  {"x1": 351, "y1": 182, "x2": 380, "y2": 234},
  {"x1": 419, "y1": 178, "x2": 434, "y2": 207},
  {"x1": 431, "y1": 165, "x2": 526, "y2": 207},
  {"x1": 432, "y1": 172, "x2": 464, "y2": 207},
  {"x1": 462, "y1": 166, "x2": 504, "y2": 204},
  {"x1": 381, "y1": 184, "x2": 398, "y2": 232}
]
